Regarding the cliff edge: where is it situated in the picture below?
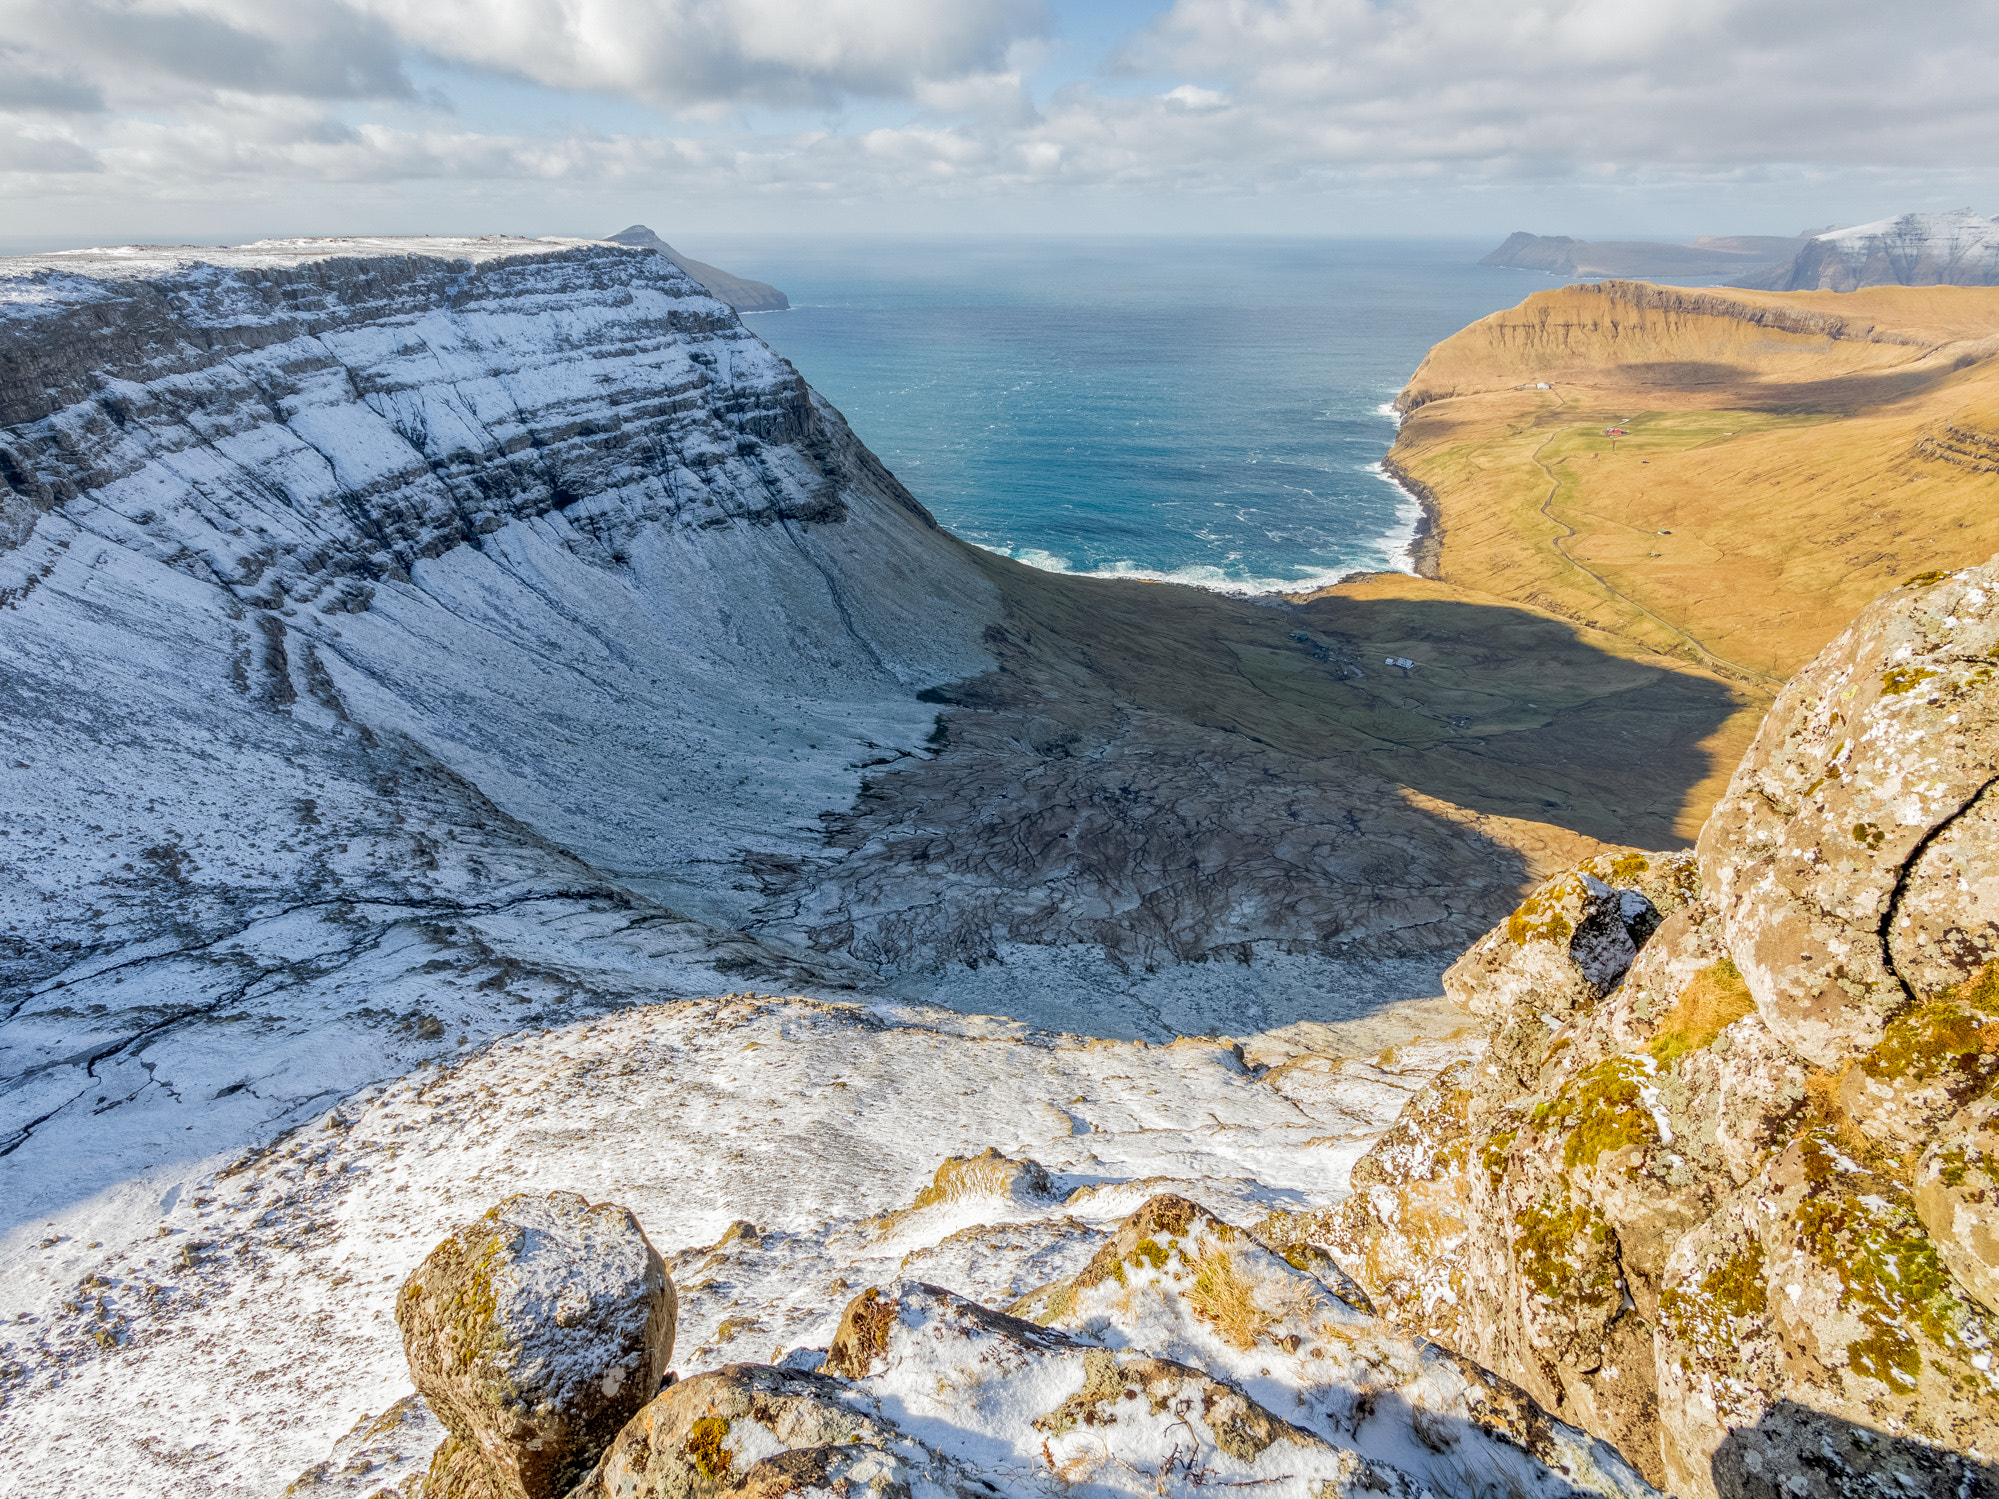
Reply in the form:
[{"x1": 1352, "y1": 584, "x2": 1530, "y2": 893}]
[
  {"x1": 1386, "y1": 278, "x2": 1999, "y2": 683},
  {"x1": 604, "y1": 223, "x2": 789, "y2": 311}
]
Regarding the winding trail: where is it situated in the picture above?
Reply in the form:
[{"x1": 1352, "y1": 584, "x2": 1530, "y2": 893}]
[{"x1": 1529, "y1": 430, "x2": 1784, "y2": 691}]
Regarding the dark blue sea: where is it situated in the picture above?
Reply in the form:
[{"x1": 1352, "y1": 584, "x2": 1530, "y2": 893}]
[{"x1": 696, "y1": 236, "x2": 1541, "y2": 593}]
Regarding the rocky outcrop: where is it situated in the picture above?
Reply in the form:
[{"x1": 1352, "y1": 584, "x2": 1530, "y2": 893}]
[
  {"x1": 1009, "y1": 1192, "x2": 1657, "y2": 1498},
  {"x1": 1327, "y1": 558, "x2": 1999, "y2": 1496},
  {"x1": 1750, "y1": 209, "x2": 1999, "y2": 292},
  {"x1": 397, "y1": 1188, "x2": 1657, "y2": 1499},
  {"x1": 603, "y1": 226, "x2": 789, "y2": 312},
  {"x1": 396, "y1": 1192, "x2": 675, "y2": 1499}
]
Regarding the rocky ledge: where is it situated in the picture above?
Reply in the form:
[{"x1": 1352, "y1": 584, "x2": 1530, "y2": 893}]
[
  {"x1": 1326, "y1": 558, "x2": 1999, "y2": 1496},
  {"x1": 343, "y1": 1186, "x2": 1655, "y2": 1499}
]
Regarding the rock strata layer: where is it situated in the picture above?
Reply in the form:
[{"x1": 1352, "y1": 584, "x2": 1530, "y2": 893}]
[{"x1": 1327, "y1": 558, "x2": 1999, "y2": 1496}]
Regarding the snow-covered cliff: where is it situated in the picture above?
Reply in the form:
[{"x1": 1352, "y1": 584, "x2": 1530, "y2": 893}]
[
  {"x1": 1750, "y1": 208, "x2": 1999, "y2": 291},
  {"x1": 0, "y1": 236, "x2": 997, "y2": 1220}
]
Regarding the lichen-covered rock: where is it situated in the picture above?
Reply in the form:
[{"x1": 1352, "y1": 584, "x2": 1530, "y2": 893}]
[
  {"x1": 397, "y1": 1192, "x2": 674, "y2": 1499},
  {"x1": 1011, "y1": 1194, "x2": 1658, "y2": 1499},
  {"x1": 563, "y1": 1362, "x2": 983, "y2": 1499},
  {"x1": 1656, "y1": 1127, "x2": 1999, "y2": 1496},
  {"x1": 1444, "y1": 850, "x2": 1695, "y2": 1100},
  {"x1": 1916, "y1": 1081, "x2": 1999, "y2": 1317},
  {"x1": 1324, "y1": 1062, "x2": 1473, "y2": 1343},
  {"x1": 1444, "y1": 849, "x2": 1688, "y2": 1022},
  {"x1": 1697, "y1": 563, "x2": 1999, "y2": 1068},
  {"x1": 1334, "y1": 558, "x2": 1999, "y2": 1499}
]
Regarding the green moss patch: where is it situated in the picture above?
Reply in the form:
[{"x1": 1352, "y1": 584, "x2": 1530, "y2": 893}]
[
  {"x1": 685, "y1": 1417, "x2": 732, "y2": 1480},
  {"x1": 1860, "y1": 960, "x2": 1999, "y2": 1097},
  {"x1": 1531, "y1": 1056, "x2": 1660, "y2": 1172},
  {"x1": 1507, "y1": 877, "x2": 1579, "y2": 947},
  {"x1": 1793, "y1": 1131, "x2": 1964, "y2": 1391},
  {"x1": 1881, "y1": 664, "x2": 1940, "y2": 696}
]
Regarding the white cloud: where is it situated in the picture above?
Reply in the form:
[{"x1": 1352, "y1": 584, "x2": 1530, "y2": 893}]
[
  {"x1": 2, "y1": 0, "x2": 1997, "y2": 235},
  {"x1": 1112, "y1": 0, "x2": 1999, "y2": 170}
]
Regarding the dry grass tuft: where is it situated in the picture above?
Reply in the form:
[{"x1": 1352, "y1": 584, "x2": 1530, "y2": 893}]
[
  {"x1": 1185, "y1": 1247, "x2": 1275, "y2": 1351},
  {"x1": 1650, "y1": 958, "x2": 1758, "y2": 1065}
]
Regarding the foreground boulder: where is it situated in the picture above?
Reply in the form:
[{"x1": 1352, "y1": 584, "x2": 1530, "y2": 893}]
[
  {"x1": 1013, "y1": 1193, "x2": 1656, "y2": 1499},
  {"x1": 1327, "y1": 559, "x2": 1999, "y2": 1497},
  {"x1": 565, "y1": 1362, "x2": 986, "y2": 1499},
  {"x1": 397, "y1": 1192, "x2": 675, "y2": 1499}
]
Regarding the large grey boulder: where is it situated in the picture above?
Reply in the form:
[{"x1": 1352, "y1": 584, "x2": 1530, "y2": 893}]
[
  {"x1": 1697, "y1": 562, "x2": 1999, "y2": 1068},
  {"x1": 396, "y1": 1192, "x2": 675, "y2": 1499}
]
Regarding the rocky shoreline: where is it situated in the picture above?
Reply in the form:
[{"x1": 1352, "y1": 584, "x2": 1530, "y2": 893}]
[{"x1": 1376, "y1": 453, "x2": 1443, "y2": 580}]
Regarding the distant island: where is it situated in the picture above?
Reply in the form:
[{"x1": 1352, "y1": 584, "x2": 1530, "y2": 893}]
[
  {"x1": 1485, "y1": 209, "x2": 1999, "y2": 292},
  {"x1": 1479, "y1": 229, "x2": 1815, "y2": 280},
  {"x1": 604, "y1": 223, "x2": 789, "y2": 311}
]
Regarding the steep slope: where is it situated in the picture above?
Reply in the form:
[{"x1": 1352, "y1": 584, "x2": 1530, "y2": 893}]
[
  {"x1": 604, "y1": 224, "x2": 789, "y2": 311},
  {"x1": 1388, "y1": 278, "x2": 1999, "y2": 680},
  {"x1": 0, "y1": 236, "x2": 995, "y2": 1223},
  {"x1": 1751, "y1": 208, "x2": 1999, "y2": 291}
]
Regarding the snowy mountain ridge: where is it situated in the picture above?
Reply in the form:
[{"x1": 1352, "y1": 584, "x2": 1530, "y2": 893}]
[
  {"x1": 0, "y1": 234, "x2": 1000, "y2": 1227},
  {"x1": 1749, "y1": 207, "x2": 1999, "y2": 291}
]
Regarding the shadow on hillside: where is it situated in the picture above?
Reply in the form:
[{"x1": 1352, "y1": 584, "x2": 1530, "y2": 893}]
[
  {"x1": 966, "y1": 549, "x2": 1754, "y2": 851},
  {"x1": 1710, "y1": 1401, "x2": 1999, "y2": 1499},
  {"x1": 1607, "y1": 356, "x2": 1979, "y2": 415},
  {"x1": 779, "y1": 549, "x2": 1756, "y2": 1019}
]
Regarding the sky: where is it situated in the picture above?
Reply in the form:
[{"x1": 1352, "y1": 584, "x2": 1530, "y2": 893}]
[{"x1": 2, "y1": 0, "x2": 1997, "y2": 249}]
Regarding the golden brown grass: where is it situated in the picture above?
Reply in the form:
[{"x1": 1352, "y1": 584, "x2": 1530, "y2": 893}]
[
  {"x1": 1185, "y1": 1246, "x2": 1274, "y2": 1351},
  {"x1": 1390, "y1": 281, "x2": 1999, "y2": 684},
  {"x1": 1650, "y1": 958, "x2": 1758, "y2": 1065}
]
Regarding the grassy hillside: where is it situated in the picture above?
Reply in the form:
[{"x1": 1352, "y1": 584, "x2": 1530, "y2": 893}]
[{"x1": 1389, "y1": 280, "x2": 1999, "y2": 683}]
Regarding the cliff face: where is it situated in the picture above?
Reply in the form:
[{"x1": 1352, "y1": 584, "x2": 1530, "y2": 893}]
[
  {"x1": 1329, "y1": 558, "x2": 1999, "y2": 1496},
  {"x1": 1751, "y1": 209, "x2": 1999, "y2": 292},
  {"x1": 0, "y1": 236, "x2": 995, "y2": 1217}
]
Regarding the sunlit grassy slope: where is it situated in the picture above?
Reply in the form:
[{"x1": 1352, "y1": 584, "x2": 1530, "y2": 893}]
[{"x1": 1389, "y1": 280, "x2": 1999, "y2": 684}]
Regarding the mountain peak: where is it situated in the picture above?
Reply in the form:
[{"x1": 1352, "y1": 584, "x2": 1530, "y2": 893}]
[{"x1": 601, "y1": 222, "x2": 788, "y2": 311}]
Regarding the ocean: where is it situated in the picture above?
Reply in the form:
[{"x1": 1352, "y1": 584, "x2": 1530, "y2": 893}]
[{"x1": 695, "y1": 235, "x2": 1543, "y2": 593}]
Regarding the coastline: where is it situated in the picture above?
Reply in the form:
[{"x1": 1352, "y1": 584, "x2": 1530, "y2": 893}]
[{"x1": 1378, "y1": 451, "x2": 1443, "y2": 580}]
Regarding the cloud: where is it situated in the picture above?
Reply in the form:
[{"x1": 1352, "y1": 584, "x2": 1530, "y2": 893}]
[
  {"x1": 363, "y1": 0, "x2": 1049, "y2": 110},
  {"x1": 1110, "y1": 0, "x2": 1999, "y2": 171},
  {"x1": 0, "y1": 45, "x2": 106, "y2": 114},
  {"x1": 2, "y1": 1, "x2": 419, "y2": 105},
  {"x1": 2, "y1": 0, "x2": 1998, "y2": 230}
]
